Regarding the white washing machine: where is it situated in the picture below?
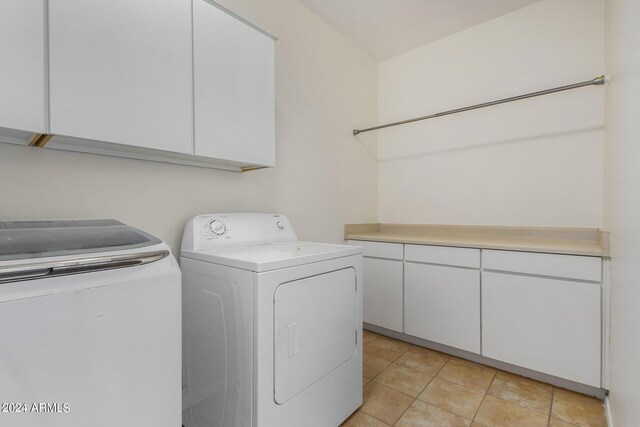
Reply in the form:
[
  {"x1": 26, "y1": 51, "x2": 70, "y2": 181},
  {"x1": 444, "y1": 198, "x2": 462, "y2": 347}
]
[
  {"x1": 0, "y1": 219, "x2": 181, "y2": 427},
  {"x1": 181, "y1": 213, "x2": 363, "y2": 427}
]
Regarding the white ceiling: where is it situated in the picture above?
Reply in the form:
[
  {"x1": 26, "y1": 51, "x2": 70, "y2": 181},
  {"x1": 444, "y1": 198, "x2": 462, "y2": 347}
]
[{"x1": 299, "y1": 0, "x2": 543, "y2": 61}]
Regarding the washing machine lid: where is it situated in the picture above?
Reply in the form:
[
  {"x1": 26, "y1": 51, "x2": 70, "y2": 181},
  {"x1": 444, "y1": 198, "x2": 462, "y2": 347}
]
[
  {"x1": 0, "y1": 220, "x2": 170, "y2": 285},
  {"x1": 181, "y1": 241, "x2": 361, "y2": 272},
  {"x1": 0, "y1": 219, "x2": 162, "y2": 262}
]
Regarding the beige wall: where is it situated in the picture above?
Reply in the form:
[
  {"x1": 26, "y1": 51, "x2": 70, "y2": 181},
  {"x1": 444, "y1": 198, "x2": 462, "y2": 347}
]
[
  {"x1": 375, "y1": 0, "x2": 605, "y2": 227},
  {"x1": 605, "y1": 0, "x2": 640, "y2": 424},
  {"x1": 0, "y1": 0, "x2": 379, "y2": 256}
]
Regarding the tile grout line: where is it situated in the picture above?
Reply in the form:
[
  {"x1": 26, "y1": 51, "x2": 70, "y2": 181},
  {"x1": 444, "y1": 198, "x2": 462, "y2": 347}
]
[
  {"x1": 404, "y1": 349, "x2": 452, "y2": 397},
  {"x1": 370, "y1": 345, "x2": 431, "y2": 400},
  {"x1": 372, "y1": 360, "x2": 432, "y2": 390},
  {"x1": 361, "y1": 381, "x2": 416, "y2": 425},
  {"x1": 485, "y1": 372, "x2": 555, "y2": 418},
  {"x1": 547, "y1": 387, "x2": 590, "y2": 427},
  {"x1": 471, "y1": 389, "x2": 489, "y2": 424},
  {"x1": 348, "y1": 407, "x2": 391, "y2": 427},
  {"x1": 365, "y1": 410, "x2": 393, "y2": 426},
  {"x1": 470, "y1": 370, "x2": 497, "y2": 424},
  {"x1": 432, "y1": 371, "x2": 491, "y2": 394},
  {"x1": 390, "y1": 396, "x2": 415, "y2": 426},
  {"x1": 433, "y1": 355, "x2": 452, "y2": 377},
  {"x1": 393, "y1": 399, "x2": 477, "y2": 426},
  {"x1": 547, "y1": 387, "x2": 556, "y2": 427},
  {"x1": 390, "y1": 378, "x2": 476, "y2": 427},
  {"x1": 444, "y1": 368, "x2": 573, "y2": 425}
]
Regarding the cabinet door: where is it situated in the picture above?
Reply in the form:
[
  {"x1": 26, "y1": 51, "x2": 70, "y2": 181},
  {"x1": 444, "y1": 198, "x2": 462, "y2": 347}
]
[
  {"x1": 362, "y1": 258, "x2": 403, "y2": 332},
  {"x1": 49, "y1": 0, "x2": 192, "y2": 153},
  {"x1": 193, "y1": 0, "x2": 275, "y2": 166},
  {"x1": 0, "y1": 0, "x2": 45, "y2": 133},
  {"x1": 482, "y1": 272, "x2": 601, "y2": 387},
  {"x1": 405, "y1": 263, "x2": 480, "y2": 353}
]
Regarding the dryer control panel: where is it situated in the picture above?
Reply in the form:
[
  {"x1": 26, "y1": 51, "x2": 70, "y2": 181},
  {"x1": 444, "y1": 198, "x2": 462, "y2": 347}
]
[{"x1": 181, "y1": 213, "x2": 298, "y2": 251}]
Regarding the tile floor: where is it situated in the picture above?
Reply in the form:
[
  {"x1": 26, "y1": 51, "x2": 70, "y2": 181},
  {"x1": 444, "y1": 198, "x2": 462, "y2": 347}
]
[{"x1": 342, "y1": 330, "x2": 607, "y2": 427}]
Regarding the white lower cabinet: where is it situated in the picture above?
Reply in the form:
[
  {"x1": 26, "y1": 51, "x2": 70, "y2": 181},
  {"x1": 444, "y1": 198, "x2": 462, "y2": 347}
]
[
  {"x1": 482, "y1": 271, "x2": 601, "y2": 387},
  {"x1": 354, "y1": 240, "x2": 603, "y2": 388},
  {"x1": 348, "y1": 241, "x2": 403, "y2": 332},
  {"x1": 361, "y1": 257, "x2": 403, "y2": 332},
  {"x1": 404, "y1": 262, "x2": 481, "y2": 353}
]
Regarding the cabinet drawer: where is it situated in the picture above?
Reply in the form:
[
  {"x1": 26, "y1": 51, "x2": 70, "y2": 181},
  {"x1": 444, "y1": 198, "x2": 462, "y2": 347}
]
[
  {"x1": 483, "y1": 250, "x2": 601, "y2": 282},
  {"x1": 405, "y1": 245, "x2": 479, "y2": 268},
  {"x1": 348, "y1": 241, "x2": 403, "y2": 260}
]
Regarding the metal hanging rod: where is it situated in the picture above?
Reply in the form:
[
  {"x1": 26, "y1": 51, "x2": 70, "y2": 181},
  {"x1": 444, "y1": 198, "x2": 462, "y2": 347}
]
[{"x1": 353, "y1": 75, "x2": 607, "y2": 135}]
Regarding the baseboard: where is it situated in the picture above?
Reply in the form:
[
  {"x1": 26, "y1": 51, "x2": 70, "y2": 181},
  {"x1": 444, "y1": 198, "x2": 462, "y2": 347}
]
[
  {"x1": 605, "y1": 395, "x2": 614, "y2": 427},
  {"x1": 364, "y1": 323, "x2": 607, "y2": 399}
]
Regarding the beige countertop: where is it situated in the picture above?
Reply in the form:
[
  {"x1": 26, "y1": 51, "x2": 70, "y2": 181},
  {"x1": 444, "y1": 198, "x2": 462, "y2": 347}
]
[{"x1": 345, "y1": 223, "x2": 609, "y2": 257}]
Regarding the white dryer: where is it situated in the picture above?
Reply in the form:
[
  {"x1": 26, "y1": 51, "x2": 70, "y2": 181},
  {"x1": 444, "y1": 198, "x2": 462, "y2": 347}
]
[{"x1": 181, "y1": 213, "x2": 363, "y2": 427}]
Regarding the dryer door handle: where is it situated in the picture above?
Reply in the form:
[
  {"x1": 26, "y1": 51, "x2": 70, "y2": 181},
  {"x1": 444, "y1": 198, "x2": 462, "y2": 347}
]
[{"x1": 288, "y1": 322, "x2": 299, "y2": 358}]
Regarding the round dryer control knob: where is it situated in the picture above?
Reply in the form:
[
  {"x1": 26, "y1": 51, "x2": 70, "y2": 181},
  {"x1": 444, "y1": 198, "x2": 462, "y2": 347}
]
[
  {"x1": 276, "y1": 221, "x2": 284, "y2": 230},
  {"x1": 209, "y1": 220, "x2": 227, "y2": 236}
]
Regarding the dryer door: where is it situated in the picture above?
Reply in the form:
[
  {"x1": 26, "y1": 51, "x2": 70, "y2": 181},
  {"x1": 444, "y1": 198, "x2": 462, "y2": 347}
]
[{"x1": 273, "y1": 267, "x2": 356, "y2": 404}]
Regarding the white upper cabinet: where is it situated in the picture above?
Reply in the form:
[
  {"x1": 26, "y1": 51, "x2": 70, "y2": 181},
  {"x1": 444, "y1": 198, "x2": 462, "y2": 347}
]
[
  {"x1": 48, "y1": 0, "x2": 193, "y2": 154},
  {"x1": 193, "y1": 0, "x2": 276, "y2": 167},
  {"x1": 0, "y1": 0, "x2": 276, "y2": 170},
  {"x1": 0, "y1": 0, "x2": 46, "y2": 133}
]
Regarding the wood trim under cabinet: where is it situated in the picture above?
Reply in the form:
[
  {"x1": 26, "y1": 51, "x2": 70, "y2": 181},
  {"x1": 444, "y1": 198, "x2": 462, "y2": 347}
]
[
  {"x1": 28, "y1": 133, "x2": 53, "y2": 147},
  {"x1": 241, "y1": 166, "x2": 268, "y2": 173}
]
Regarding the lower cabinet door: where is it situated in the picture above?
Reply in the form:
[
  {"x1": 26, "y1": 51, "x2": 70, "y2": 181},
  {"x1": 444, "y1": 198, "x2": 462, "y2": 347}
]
[
  {"x1": 404, "y1": 262, "x2": 480, "y2": 353},
  {"x1": 362, "y1": 257, "x2": 403, "y2": 332},
  {"x1": 482, "y1": 272, "x2": 601, "y2": 387}
]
